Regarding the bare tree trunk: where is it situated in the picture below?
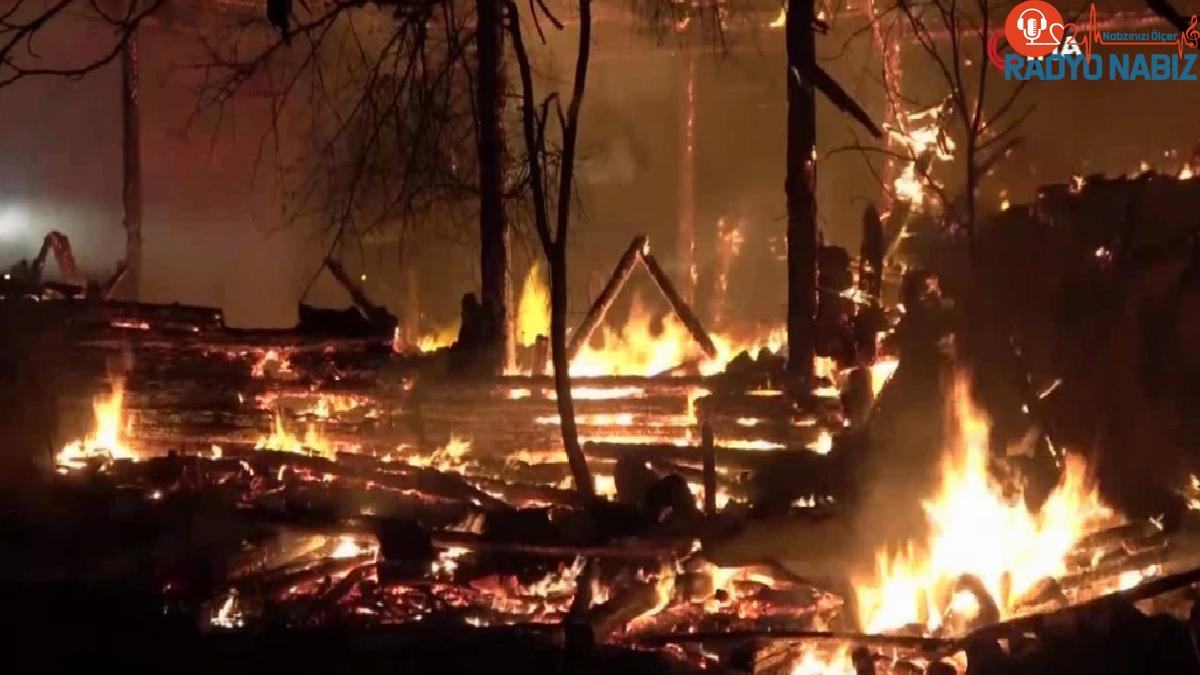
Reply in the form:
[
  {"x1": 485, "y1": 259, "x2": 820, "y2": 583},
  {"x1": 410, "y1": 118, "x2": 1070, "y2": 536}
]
[
  {"x1": 964, "y1": 140, "x2": 979, "y2": 265},
  {"x1": 549, "y1": 244, "x2": 591, "y2": 496},
  {"x1": 121, "y1": 29, "x2": 143, "y2": 301},
  {"x1": 507, "y1": 0, "x2": 594, "y2": 497},
  {"x1": 475, "y1": 0, "x2": 513, "y2": 373},
  {"x1": 785, "y1": 0, "x2": 817, "y2": 385}
]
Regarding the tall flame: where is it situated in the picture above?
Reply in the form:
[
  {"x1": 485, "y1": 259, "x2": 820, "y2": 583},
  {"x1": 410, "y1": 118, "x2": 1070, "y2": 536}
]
[
  {"x1": 570, "y1": 290, "x2": 787, "y2": 377},
  {"x1": 855, "y1": 373, "x2": 1112, "y2": 634},
  {"x1": 57, "y1": 381, "x2": 135, "y2": 469},
  {"x1": 572, "y1": 291, "x2": 696, "y2": 376},
  {"x1": 516, "y1": 261, "x2": 551, "y2": 348}
]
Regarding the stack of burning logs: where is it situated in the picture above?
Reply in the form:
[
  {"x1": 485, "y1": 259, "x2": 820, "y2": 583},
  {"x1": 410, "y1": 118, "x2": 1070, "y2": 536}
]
[
  {"x1": 13, "y1": 223, "x2": 1200, "y2": 673},
  {"x1": 33, "y1": 440, "x2": 1200, "y2": 675}
]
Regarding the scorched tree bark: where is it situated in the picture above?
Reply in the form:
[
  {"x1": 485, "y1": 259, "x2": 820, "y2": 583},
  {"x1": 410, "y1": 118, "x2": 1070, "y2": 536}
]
[
  {"x1": 785, "y1": 0, "x2": 818, "y2": 386},
  {"x1": 476, "y1": 0, "x2": 514, "y2": 373}
]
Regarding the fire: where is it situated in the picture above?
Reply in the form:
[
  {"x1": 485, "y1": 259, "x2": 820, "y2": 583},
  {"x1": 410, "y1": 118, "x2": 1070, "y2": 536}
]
[
  {"x1": 492, "y1": 250, "x2": 788, "y2": 378},
  {"x1": 516, "y1": 261, "x2": 550, "y2": 348},
  {"x1": 110, "y1": 319, "x2": 150, "y2": 330},
  {"x1": 886, "y1": 103, "x2": 954, "y2": 211},
  {"x1": 404, "y1": 436, "x2": 473, "y2": 472},
  {"x1": 870, "y1": 356, "x2": 899, "y2": 397},
  {"x1": 571, "y1": 292, "x2": 786, "y2": 377},
  {"x1": 305, "y1": 394, "x2": 372, "y2": 419},
  {"x1": 506, "y1": 256, "x2": 790, "y2": 377},
  {"x1": 571, "y1": 291, "x2": 700, "y2": 376},
  {"x1": 330, "y1": 535, "x2": 378, "y2": 560},
  {"x1": 255, "y1": 411, "x2": 334, "y2": 459},
  {"x1": 789, "y1": 645, "x2": 855, "y2": 675},
  {"x1": 250, "y1": 349, "x2": 292, "y2": 378},
  {"x1": 768, "y1": 6, "x2": 786, "y2": 28},
  {"x1": 404, "y1": 322, "x2": 459, "y2": 353},
  {"x1": 807, "y1": 430, "x2": 833, "y2": 455},
  {"x1": 854, "y1": 373, "x2": 1113, "y2": 634},
  {"x1": 57, "y1": 381, "x2": 135, "y2": 469}
]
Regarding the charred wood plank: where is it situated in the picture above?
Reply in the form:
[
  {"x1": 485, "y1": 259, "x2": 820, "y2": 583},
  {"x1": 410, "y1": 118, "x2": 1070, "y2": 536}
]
[
  {"x1": 323, "y1": 256, "x2": 397, "y2": 330},
  {"x1": 587, "y1": 578, "x2": 664, "y2": 641},
  {"x1": 430, "y1": 531, "x2": 689, "y2": 560}
]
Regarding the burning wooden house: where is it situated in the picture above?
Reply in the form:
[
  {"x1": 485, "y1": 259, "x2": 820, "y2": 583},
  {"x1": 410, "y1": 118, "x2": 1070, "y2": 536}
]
[{"x1": 7, "y1": 0, "x2": 1200, "y2": 673}]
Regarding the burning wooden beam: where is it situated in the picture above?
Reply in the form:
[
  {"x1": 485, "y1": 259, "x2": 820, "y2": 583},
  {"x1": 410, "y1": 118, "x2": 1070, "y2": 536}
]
[
  {"x1": 639, "y1": 246, "x2": 717, "y2": 359},
  {"x1": 567, "y1": 236, "x2": 647, "y2": 361},
  {"x1": 566, "y1": 235, "x2": 717, "y2": 364}
]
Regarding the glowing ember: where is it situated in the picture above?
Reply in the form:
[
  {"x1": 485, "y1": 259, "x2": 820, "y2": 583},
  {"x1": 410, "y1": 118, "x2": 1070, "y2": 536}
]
[
  {"x1": 110, "y1": 319, "x2": 150, "y2": 330},
  {"x1": 250, "y1": 349, "x2": 292, "y2": 378},
  {"x1": 1117, "y1": 565, "x2": 1161, "y2": 591},
  {"x1": 807, "y1": 429, "x2": 833, "y2": 455},
  {"x1": 535, "y1": 413, "x2": 635, "y2": 426},
  {"x1": 813, "y1": 384, "x2": 841, "y2": 398},
  {"x1": 719, "y1": 439, "x2": 786, "y2": 451},
  {"x1": 1187, "y1": 474, "x2": 1200, "y2": 510},
  {"x1": 210, "y1": 590, "x2": 245, "y2": 629},
  {"x1": 330, "y1": 535, "x2": 378, "y2": 560},
  {"x1": 57, "y1": 381, "x2": 135, "y2": 469},
  {"x1": 516, "y1": 261, "x2": 551, "y2": 349},
  {"x1": 553, "y1": 386, "x2": 646, "y2": 400},
  {"x1": 430, "y1": 546, "x2": 471, "y2": 577},
  {"x1": 854, "y1": 373, "x2": 1115, "y2": 634}
]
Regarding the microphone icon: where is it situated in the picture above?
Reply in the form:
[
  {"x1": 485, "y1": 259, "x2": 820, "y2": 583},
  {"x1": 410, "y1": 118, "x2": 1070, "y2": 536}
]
[{"x1": 1018, "y1": 7, "x2": 1049, "y2": 42}]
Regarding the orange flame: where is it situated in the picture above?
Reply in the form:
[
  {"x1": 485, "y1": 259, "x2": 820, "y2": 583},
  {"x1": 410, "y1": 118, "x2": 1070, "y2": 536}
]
[
  {"x1": 255, "y1": 411, "x2": 334, "y2": 459},
  {"x1": 57, "y1": 381, "x2": 135, "y2": 469},
  {"x1": 854, "y1": 373, "x2": 1113, "y2": 634},
  {"x1": 788, "y1": 645, "x2": 855, "y2": 675},
  {"x1": 516, "y1": 261, "x2": 551, "y2": 349},
  {"x1": 250, "y1": 349, "x2": 292, "y2": 378}
]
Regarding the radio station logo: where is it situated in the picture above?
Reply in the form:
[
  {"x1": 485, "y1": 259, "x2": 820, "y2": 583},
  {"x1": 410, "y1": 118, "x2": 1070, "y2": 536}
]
[
  {"x1": 990, "y1": 1, "x2": 1200, "y2": 80},
  {"x1": 1005, "y1": 0, "x2": 1065, "y2": 58}
]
